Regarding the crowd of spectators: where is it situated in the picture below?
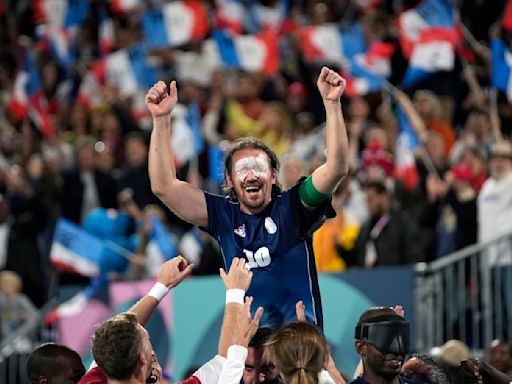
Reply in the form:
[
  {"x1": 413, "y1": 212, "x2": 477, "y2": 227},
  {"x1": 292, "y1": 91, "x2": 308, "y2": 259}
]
[{"x1": 0, "y1": 1, "x2": 512, "y2": 378}]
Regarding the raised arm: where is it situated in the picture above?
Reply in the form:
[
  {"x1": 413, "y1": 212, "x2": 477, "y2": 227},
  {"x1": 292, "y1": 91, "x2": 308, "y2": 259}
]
[
  {"x1": 146, "y1": 80, "x2": 208, "y2": 227},
  {"x1": 310, "y1": 67, "x2": 349, "y2": 195},
  {"x1": 128, "y1": 256, "x2": 194, "y2": 325}
]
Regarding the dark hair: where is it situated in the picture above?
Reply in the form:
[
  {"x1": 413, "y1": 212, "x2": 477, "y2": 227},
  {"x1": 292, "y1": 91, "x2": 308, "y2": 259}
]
[
  {"x1": 223, "y1": 137, "x2": 282, "y2": 200},
  {"x1": 27, "y1": 343, "x2": 84, "y2": 384},
  {"x1": 357, "y1": 307, "x2": 402, "y2": 326},
  {"x1": 249, "y1": 327, "x2": 276, "y2": 348},
  {"x1": 92, "y1": 312, "x2": 143, "y2": 380},
  {"x1": 362, "y1": 180, "x2": 388, "y2": 196}
]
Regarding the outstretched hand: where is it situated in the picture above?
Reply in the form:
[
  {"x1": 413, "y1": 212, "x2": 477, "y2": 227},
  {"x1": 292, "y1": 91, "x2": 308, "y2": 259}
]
[
  {"x1": 220, "y1": 257, "x2": 253, "y2": 292},
  {"x1": 157, "y1": 256, "x2": 194, "y2": 288},
  {"x1": 145, "y1": 80, "x2": 178, "y2": 118},
  {"x1": 317, "y1": 67, "x2": 346, "y2": 103},
  {"x1": 235, "y1": 296, "x2": 264, "y2": 347}
]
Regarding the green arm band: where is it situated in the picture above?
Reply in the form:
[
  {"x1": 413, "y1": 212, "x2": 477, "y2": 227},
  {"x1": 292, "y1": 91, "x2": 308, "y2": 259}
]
[{"x1": 299, "y1": 176, "x2": 330, "y2": 207}]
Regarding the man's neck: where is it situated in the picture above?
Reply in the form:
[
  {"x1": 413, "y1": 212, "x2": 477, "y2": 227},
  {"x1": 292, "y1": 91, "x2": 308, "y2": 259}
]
[
  {"x1": 361, "y1": 371, "x2": 400, "y2": 384},
  {"x1": 107, "y1": 376, "x2": 146, "y2": 384}
]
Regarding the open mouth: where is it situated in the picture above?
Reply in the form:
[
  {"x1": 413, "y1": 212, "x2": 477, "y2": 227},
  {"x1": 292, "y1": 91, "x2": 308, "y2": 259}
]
[
  {"x1": 147, "y1": 370, "x2": 159, "y2": 383},
  {"x1": 244, "y1": 184, "x2": 261, "y2": 193}
]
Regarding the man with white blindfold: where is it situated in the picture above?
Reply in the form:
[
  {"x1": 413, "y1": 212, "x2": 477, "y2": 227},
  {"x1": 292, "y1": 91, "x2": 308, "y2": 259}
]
[{"x1": 146, "y1": 66, "x2": 349, "y2": 329}]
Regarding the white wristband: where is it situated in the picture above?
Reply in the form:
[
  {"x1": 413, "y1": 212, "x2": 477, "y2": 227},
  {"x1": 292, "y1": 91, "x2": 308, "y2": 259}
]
[
  {"x1": 225, "y1": 289, "x2": 245, "y2": 305},
  {"x1": 148, "y1": 282, "x2": 170, "y2": 302}
]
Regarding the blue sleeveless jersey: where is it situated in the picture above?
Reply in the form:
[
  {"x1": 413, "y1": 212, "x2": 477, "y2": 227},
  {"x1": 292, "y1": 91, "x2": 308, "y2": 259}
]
[{"x1": 203, "y1": 180, "x2": 332, "y2": 329}]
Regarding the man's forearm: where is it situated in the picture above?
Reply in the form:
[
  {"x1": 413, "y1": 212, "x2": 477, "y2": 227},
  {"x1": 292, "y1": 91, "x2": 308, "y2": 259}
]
[
  {"x1": 313, "y1": 101, "x2": 348, "y2": 193},
  {"x1": 148, "y1": 116, "x2": 177, "y2": 198}
]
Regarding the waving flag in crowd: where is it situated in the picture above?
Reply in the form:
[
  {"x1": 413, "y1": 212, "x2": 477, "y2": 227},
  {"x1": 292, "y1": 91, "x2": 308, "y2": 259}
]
[
  {"x1": 344, "y1": 41, "x2": 395, "y2": 96},
  {"x1": 299, "y1": 24, "x2": 366, "y2": 65},
  {"x1": 110, "y1": 0, "x2": 144, "y2": 14},
  {"x1": 141, "y1": 1, "x2": 208, "y2": 48},
  {"x1": 398, "y1": 0, "x2": 455, "y2": 57},
  {"x1": 491, "y1": 39, "x2": 512, "y2": 102},
  {"x1": 247, "y1": 0, "x2": 290, "y2": 33},
  {"x1": 213, "y1": 29, "x2": 279, "y2": 74},
  {"x1": 50, "y1": 219, "x2": 106, "y2": 277},
  {"x1": 215, "y1": 0, "x2": 245, "y2": 34},
  {"x1": 34, "y1": 0, "x2": 90, "y2": 67},
  {"x1": 398, "y1": 0, "x2": 458, "y2": 87},
  {"x1": 401, "y1": 27, "x2": 459, "y2": 87},
  {"x1": 8, "y1": 50, "x2": 53, "y2": 137},
  {"x1": 98, "y1": 5, "x2": 114, "y2": 56},
  {"x1": 394, "y1": 105, "x2": 420, "y2": 190}
]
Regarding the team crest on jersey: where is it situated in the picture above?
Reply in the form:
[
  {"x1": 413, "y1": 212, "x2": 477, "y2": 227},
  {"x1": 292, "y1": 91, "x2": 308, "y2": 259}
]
[
  {"x1": 234, "y1": 224, "x2": 246, "y2": 238},
  {"x1": 264, "y1": 217, "x2": 277, "y2": 234}
]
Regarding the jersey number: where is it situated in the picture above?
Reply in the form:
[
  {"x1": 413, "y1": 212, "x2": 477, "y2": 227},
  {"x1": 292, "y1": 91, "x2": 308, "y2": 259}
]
[{"x1": 243, "y1": 247, "x2": 271, "y2": 268}]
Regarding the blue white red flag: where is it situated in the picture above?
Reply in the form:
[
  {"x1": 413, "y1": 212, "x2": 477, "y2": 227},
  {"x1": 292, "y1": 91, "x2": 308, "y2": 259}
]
[
  {"x1": 141, "y1": 1, "x2": 208, "y2": 48},
  {"x1": 247, "y1": 0, "x2": 290, "y2": 33},
  {"x1": 345, "y1": 41, "x2": 394, "y2": 95},
  {"x1": 104, "y1": 44, "x2": 157, "y2": 96},
  {"x1": 99, "y1": 6, "x2": 114, "y2": 56},
  {"x1": 215, "y1": 0, "x2": 245, "y2": 34},
  {"x1": 34, "y1": 0, "x2": 90, "y2": 67},
  {"x1": 299, "y1": 24, "x2": 365, "y2": 64},
  {"x1": 8, "y1": 50, "x2": 53, "y2": 137},
  {"x1": 213, "y1": 29, "x2": 279, "y2": 74},
  {"x1": 401, "y1": 27, "x2": 458, "y2": 87},
  {"x1": 394, "y1": 105, "x2": 420, "y2": 190},
  {"x1": 110, "y1": 0, "x2": 144, "y2": 14},
  {"x1": 491, "y1": 39, "x2": 512, "y2": 102},
  {"x1": 398, "y1": 0, "x2": 455, "y2": 59},
  {"x1": 50, "y1": 219, "x2": 106, "y2": 277}
]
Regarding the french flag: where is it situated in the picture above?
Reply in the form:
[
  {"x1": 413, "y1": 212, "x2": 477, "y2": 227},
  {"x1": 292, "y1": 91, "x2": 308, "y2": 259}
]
[
  {"x1": 99, "y1": 6, "x2": 114, "y2": 56},
  {"x1": 78, "y1": 61, "x2": 105, "y2": 108},
  {"x1": 141, "y1": 1, "x2": 208, "y2": 48},
  {"x1": 50, "y1": 219, "x2": 106, "y2": 277},
  {"x1": 35, "y1": 0, "x2": 90, "y2": 67},
  {"x1": 299, "y1": 24, "x2": 366, "y2": 64},
  {"x1": 394, "y1": 105, "x2": 420, "y2": 190},
  {"x1": 103, "y1": 43, "x2": 157, "y2": 97},
  {"x1": 215, "y1": 0, "x2": 245, "y2": 34},
  {"x1": 400, "y1": 27, "x2": 459, "y2": 87},
  {"x1": 343, "y1": 41, "x2": 394, "y2": 96},
  {"x1": 110, "y1": 0, "x2": 144, "y2": 14},
  {"x1": 491, "y1": 39, "x2": 512, "y2": 102},
  {"x1": 344, "y1": 70, "x2": 384, "y2": 97},
  {"x1": 247, "y1": 0, "x2": 290, "y2": 33},
  {"x1": 398, "y1": 0, "x2": 455, "y2": 59},
  {"x1": 213, "y1": 29, "x2": 279, "y2": 74},
  {"x1": 8, "y1": 51, "x2": 53, "y2": 137},
  {"x1": 355, "y1": 41, "x2": 395, "y2": 78}
]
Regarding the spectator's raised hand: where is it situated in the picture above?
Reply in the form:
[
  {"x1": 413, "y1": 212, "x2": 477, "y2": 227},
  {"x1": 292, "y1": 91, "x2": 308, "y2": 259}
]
[
  {"x1": 235, "y1": 296, "x2": 264, "y2": 348},
  {"x1": 317, "y1": 67, "x2": 346, "y2": 103},
  {"x1": 145, "y1": 80, "x2": 178, "y2": 118},
  {"x1": 157, "y1": 256, "x2": 194, "y2": 288},
  {"x1": 296, "y1": 300, "x2": 306, "y2": 322},
  {"x1": 220, "y1": 257, "x2": 253, "y2": 292}
]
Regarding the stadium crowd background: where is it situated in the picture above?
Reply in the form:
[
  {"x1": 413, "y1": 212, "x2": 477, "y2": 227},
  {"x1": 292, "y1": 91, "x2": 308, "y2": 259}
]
[{"x1": 0, "y1": 0, "x2": 512, "y2": 381}]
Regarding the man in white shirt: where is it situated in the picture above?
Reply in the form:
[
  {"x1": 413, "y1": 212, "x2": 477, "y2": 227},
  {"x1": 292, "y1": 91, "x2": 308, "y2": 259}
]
[{"x1": 478, "y1": 140, "x2": 512, "y2": 265}]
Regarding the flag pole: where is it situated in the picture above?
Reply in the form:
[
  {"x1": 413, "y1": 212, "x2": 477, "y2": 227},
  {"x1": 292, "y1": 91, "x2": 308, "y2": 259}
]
[{"x1": 382, "y1": 83, "x2": 442, "y2": 180}]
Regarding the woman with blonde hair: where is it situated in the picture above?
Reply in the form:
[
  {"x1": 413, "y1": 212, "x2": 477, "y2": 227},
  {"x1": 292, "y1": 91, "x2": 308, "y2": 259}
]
[{"x1": 264, "y1": 321, "x2": 337, "y2": 384}]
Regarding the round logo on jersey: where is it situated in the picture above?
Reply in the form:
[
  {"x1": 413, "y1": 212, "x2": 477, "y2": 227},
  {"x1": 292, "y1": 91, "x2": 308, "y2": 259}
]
[{"x1": 264, "y1": 217, "x2": 277, "y2": 234}]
